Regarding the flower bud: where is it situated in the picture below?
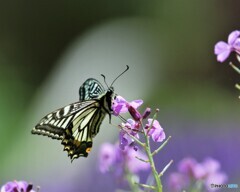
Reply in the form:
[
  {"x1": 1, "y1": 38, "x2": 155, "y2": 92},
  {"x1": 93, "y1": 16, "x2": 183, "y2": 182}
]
[
  {"x1": 142, "y1": 107, "x2": 151, "y2": 119},
  {"x1": 128, "y1": 105, "x2": 142, "y2": 121}
]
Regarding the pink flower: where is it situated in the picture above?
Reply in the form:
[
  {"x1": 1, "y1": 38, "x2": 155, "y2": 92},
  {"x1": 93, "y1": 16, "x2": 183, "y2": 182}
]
[
  {"x1": 119, "y1": 119, "x2": 139, "y2": 150},
  {"x1": 214, "y1": 30, "x2": 240, "y2": 62},
  {"x1": 125, "y1": 146, "x2": 150, "y2": 173},
  {"x1": 168, "y1": 157, "x2": 228, "y2": 192},
  {"x1": 1, "y1": 181, "x2": 36, "y2": 192},
  {"x1": 145, "y1": 119, "x2": 166, "y2": 142},
  {"x1": 98, "y1": 143, "x2": 116, "y2": 173},
  {"x1": 98, "y1": 143, "x2": 150, "y2": 176},
  {"x1": 112, "y1": 95, "x2": 143, "y2": 116},
  {"x1": 168, "y1": 173, "x2": 189, "y2": 192},
  {"x1": 200, "y1": 158, "x2": 227, "y2": 191},
  {"x1": 178, "y1": 157, "x2": 197, "y2": 177}
]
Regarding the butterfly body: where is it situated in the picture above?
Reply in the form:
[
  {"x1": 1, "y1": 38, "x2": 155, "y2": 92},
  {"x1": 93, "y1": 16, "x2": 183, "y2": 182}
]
[{"x1": 32, "y1": 78, "x2": 114, "y2": 161}]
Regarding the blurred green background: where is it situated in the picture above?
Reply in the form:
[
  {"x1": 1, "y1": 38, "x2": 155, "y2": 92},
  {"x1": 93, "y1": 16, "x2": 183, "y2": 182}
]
[{"x1": 0, "y1": 1, "x2": 240, "y2": 191}]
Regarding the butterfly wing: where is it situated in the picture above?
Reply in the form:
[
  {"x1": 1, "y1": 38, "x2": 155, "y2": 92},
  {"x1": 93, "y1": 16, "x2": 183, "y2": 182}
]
[
  {"x1": 32, "y1": 100, "x2": 107, "y2": 161},
  {"x1": 79, "y1": 78, "x2": 105, "y2": 101}
]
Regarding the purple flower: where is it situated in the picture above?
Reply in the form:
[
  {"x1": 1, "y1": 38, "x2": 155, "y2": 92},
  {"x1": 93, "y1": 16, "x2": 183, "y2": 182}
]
[
  {"x1": 145, "y1": 119, "x2": 166, "y2": 142},
  {"x1": 178, "y1": 157, "x2": 197, "y2": 177},
  {"x1": 112, "y1": 96, "x2": 143, "y2": 116},
  {"x1": 119, "y1": 119, "x2": 139, "y2": 150},
  {"x1": 168, "y1": 173, "x2": 189, "y2": 192},
  {"x1": 98, "y1": 142, "x2": 150, "y2": 177},
  {"x1": 1, "y1": 181, "x2": 36, "y2": 192},
  {"x1": 214, "y1": 30, "x2": 240, "y2": 62},
  {"x1": 168, "y1": 157, "x2": 227, "y2": 192},
  {"x1": 125, "y1": 146, "x2": 150, "y2": 173},
  {"x1": 98, "y1": 143, "x2": 116, "y2": 173},
  {"x1": 200, "y1": 158, "x2": 228, "y2": 191}
]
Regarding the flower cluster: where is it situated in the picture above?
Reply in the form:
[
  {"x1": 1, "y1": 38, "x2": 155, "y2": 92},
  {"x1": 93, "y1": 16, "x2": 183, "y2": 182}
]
[
  {"x1": 168, "y1": 157, "x2": 227, "y2": 192},
  {"x1": 1, "y1": 181, "x2": 38, "y2": 192},
  {"x1": 214, "y1": 30, "x2": 240, "y2": 62},
  {"x1": 112, "y1": 95, "x2": 166, "y2": 150},
  {"x1": 99, "y1": 95, "x2": 170, "y2": 191},
  {"x1": 214, "y1": 29, "x2": 240, "y2": 93},
  {"x1": 99, "y1": 143, "x2": 150, "y2": 176}
]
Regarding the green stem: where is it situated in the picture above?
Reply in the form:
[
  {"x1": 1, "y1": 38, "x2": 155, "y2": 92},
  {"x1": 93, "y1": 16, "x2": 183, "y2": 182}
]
[
  {"x1": 229, "y1": 62, "x2": 240, "y2": 74},
  {"x1": 125, "y1": 166, "x2": 141, "y2": 192},
  {"x1": 120, "y1": 127, "x2": 145, "y2": 147},
  {"x1": 134, "y1": 182, "x2": 155, "y2": 190},
  {"x1": 135, "y1": 155, "x2": 149, "y2": 163},
  {"x1": 152, "y1": 136, "x2": 171, "y2": 156},
  {"x1": 235, "y1": 84, "x2": 240, "y2": 90},
  {"x1": 159, "y1": 160, "x2": 173, "y2": 177},
  {"x1": 141, "y1": 120, "x2": 162, "y2": 192}
]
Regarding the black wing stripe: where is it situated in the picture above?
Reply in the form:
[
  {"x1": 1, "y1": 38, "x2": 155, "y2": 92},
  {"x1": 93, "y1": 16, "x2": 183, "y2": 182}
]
[
  {"x1": 57, "y1": 118, "x2": 66, "y2": 127},
  {"x1": 61, "y1": 116, "x2": 74, "y2": 128},
  {"x1": 91, "y1": 109, "x2": 106, "y2": 137},
  {"x1": 32, "y1": 125, "x2": 65, "y2": 140}
]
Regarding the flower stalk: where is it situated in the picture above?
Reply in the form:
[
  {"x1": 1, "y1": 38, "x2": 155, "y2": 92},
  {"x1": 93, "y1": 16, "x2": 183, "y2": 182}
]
[
  {"x1": 152, "y1": 136, "x2": 171, "y2": 156},
  {"x1": 99, "y1": 96, "x2": 172, "y2": 192},
  {"x1": 143, "y1": 126, "x2": 162, "y2": 192}
]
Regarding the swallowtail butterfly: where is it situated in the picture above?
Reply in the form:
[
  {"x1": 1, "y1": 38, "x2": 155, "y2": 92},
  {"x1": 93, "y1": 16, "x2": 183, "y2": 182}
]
[{"x1": 31, "y1": 66, "x2": 129, "y2": 162}]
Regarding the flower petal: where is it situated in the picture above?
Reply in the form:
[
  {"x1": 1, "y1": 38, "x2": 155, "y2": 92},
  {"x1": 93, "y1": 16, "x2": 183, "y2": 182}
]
[
  {"x1": 126, "y1": 147, "x2": 150, "y2": 173},
  {"x1": 17, "y1": 181, "x2": 28, "y2": 191},
  {"x1": 214, "y1": 41, "x2": 231, "y2": 62},
  {"x1": 0, "y1": 181, "x2": 18, "y2": 192},
  {"x1": 152, "y1": 128, "x2": 166, "y2": 142},
  {"x1": 228, "y1": 30, "x2": 240, "y2": 45},
  {"x1": 129, "y1": 99, "x2": 143, "y2": 109},
  {"x1": 178, "y1": 157, "x2": 197, "y2": 176},
  {"x1": 217, "y1": 49, "x2": 231, "y2": 62},
  {"x1": 168, "y1": 173, "x2": 189, "y2": 192},
  {"x1": 233, "y1": 38, "x2": 240, "y2": 53},
  {"x1": 202, "y1": 157, "x2": 220, "y2": 173},
  {"x1": 112, "y1": 96, "x2": 128, "y2": 115},
  {"x1": 214, "y1": 41, "x2": 229, "y2": 55}
]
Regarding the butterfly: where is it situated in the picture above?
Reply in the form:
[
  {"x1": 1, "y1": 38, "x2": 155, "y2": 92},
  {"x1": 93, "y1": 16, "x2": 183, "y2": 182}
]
[{"x1": 31, "y1": 66, "x2": 129, "y2": 162}]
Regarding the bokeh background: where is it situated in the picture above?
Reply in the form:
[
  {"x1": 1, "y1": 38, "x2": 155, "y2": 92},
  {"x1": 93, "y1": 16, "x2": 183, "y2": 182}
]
[{"x1": 0, "y1": 1, "x2": 240, "y2": 191}]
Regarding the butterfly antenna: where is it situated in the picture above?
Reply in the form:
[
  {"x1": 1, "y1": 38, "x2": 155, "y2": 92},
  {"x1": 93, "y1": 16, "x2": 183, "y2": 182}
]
[
  {"x1": 110, "y1": 65, "x2": 129, "y2": 87},
  {"x1": 101, "y1": 74, "x2": 110, "y2": 89}
]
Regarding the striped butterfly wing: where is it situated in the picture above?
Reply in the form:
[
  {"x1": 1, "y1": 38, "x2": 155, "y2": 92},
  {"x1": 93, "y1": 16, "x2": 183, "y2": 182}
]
[
  {"x1": 79, "y1": 78, "x2": 105, "y2": 101},
  {"x1": 32, "y1": 99, "x2": 108, "y2": 161}
]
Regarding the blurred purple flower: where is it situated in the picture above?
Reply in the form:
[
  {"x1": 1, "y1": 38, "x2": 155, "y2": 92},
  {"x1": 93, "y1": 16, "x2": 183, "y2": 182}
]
[
  {"x1": 119, "y1": 119, "x2": 140, "y2": 150},
  {"x1": 1, "y1": 181, "x2": 36, "y2": 192},
  {"x1": 99, "y1": 143, "x2": 150, "y2": 177},
  {"x1": 168, "y1": 173, "x2": 189, "y2": 192},
  {"x1": 112, "y1": 95, "x2": 143, "y2": 116},
  {"x1": 178, "y1": 157, "x2": 197, "y2": 177},
  {"x1": 125, "y1": 146, "x2": 150, "y2": 173},
  {"x1": 145, "y1": 119, "x2": 165, "y2": 142},
  {"x1": 201, "y1": 158, "x2": 228, "y2": 191},
  {"x1": 168, "y1": 157, "x2": 227, "y2": 191},
  {"x1": 214, "y1": 30, "x2": 240, "y2": 62},
  {"x1": 99, "y1": 143, "x2": 116, "y2": 173}
]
